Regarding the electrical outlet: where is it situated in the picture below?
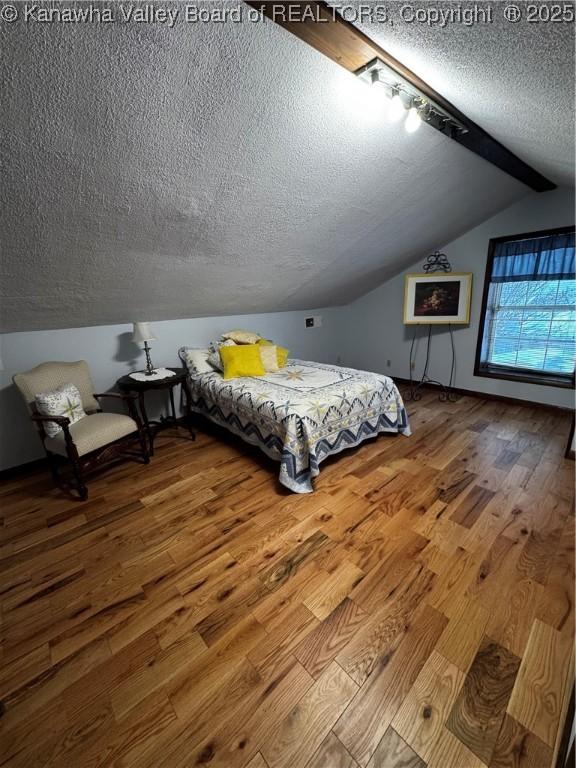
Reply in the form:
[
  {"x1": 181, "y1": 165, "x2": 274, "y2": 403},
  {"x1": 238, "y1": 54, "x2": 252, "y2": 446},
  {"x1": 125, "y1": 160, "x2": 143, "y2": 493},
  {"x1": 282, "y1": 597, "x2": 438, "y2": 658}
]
[
  {"x1": 386, "y1": 359, "x2": 391, "y2": 367},
  {"x1": 305, "y1": 317, "x2": 314, "y2": 328},
  {"x1": 305, "y1": 316, "x2": 323, "y2": 328}
]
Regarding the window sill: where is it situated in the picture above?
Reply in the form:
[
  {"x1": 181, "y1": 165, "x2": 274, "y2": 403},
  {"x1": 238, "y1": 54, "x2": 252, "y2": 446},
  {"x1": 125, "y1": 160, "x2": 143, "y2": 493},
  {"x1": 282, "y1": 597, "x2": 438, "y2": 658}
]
[{"x1": 475, "y1": 364, "x2": 575, "y2": 390}]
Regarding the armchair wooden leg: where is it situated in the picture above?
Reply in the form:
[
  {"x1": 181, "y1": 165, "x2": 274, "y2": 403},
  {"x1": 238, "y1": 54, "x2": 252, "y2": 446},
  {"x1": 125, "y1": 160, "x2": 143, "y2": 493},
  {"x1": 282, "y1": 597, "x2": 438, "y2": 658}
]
[
  {"x1": 71, "y1": 457, "x2": 88, "y2": 500},
  {"x1": 65, "y1": 440, "x2": 88, "y2": 501},
  {"x1": 46, "y1": 451, "x2": 60, "y2": 487}
]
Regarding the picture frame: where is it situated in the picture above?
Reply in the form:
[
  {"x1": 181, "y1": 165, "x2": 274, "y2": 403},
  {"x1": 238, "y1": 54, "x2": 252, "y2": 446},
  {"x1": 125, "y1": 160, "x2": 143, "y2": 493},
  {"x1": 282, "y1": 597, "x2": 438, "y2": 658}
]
[{"x1": 403, "y1": 272, "x2": 473, "y2": 325}]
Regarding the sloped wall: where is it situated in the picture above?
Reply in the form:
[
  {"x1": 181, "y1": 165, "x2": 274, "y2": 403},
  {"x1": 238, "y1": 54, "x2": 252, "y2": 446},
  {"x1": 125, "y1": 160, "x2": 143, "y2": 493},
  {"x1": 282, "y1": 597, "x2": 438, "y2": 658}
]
[
  {"x1": 0, "y1": 307, "x2": 345, "y2": 470},
  {"x1": 342, "y1": 187, "x2": 575, "y2": 409},
  {"x1": 1, "y1": 188, "x2": 573, "y2": 473}
]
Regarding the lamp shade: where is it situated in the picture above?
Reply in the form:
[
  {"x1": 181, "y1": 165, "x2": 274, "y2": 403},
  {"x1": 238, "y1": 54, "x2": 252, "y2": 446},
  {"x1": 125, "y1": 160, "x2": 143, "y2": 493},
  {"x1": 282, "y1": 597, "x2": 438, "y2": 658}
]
[{"x1": 132, "y1": 322, "x2": 157, "y2": 344}]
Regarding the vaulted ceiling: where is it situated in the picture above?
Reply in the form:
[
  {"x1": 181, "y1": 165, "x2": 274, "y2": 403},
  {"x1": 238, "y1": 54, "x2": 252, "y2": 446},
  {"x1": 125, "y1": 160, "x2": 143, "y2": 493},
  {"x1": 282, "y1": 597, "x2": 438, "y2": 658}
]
[
  {"x1": 1, "y1": 3, "x2": 573, "y2": 332},
  {"x1": 352, "y1": 0, "x2": 575, "y2": 187}
]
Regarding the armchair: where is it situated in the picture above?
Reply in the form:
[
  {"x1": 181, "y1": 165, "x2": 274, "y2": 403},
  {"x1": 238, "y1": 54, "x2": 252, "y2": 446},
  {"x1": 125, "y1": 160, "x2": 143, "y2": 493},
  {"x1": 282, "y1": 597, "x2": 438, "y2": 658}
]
[{"x1": 13, "y1": 361, "x2": 149, "y2": 500}]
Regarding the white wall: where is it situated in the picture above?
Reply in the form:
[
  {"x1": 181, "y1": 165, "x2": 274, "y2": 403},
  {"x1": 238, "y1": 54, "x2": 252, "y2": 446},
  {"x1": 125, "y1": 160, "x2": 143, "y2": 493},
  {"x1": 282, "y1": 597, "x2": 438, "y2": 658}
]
[
  {"x1": 0, "y1": 307, "x2": 345, "y2": 470},
  {"x1": 2, "y1": 187, "x2": 574, "y2": 472},
  {"x1": 342, "y1": 187, "x2": 575, "y2": 409}
]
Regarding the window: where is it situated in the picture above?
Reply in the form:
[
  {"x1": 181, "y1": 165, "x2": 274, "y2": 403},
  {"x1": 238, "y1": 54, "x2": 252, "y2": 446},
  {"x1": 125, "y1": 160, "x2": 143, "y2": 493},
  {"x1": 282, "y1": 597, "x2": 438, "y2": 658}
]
[{"x1": 475, "y1": 226, "x2": 575, "y2": 388}]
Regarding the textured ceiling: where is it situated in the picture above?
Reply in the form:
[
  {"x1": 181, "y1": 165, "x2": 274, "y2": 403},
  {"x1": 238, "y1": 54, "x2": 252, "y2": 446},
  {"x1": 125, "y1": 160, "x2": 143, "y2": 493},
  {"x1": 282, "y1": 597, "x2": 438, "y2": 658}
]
[
  {"x1": 351, "y1": 0, "x2": 575, "y2": 187},
  {"x1": 3, "y1": 2, "x2": 569, "y2": 332}
]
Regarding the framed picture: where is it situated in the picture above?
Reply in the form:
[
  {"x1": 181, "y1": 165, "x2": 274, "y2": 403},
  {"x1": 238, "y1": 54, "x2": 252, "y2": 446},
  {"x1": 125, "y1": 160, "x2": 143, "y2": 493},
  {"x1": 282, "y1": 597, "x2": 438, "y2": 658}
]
[{"x1": 404, "y1": 272, "x2": 472, "y2": 325}]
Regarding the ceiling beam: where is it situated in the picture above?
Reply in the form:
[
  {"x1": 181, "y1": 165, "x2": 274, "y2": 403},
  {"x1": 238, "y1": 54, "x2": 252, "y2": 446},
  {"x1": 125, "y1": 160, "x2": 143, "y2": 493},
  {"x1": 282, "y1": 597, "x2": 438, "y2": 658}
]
[{"x1": 246, "y1": 1, "x2": 556, "y2": 192}]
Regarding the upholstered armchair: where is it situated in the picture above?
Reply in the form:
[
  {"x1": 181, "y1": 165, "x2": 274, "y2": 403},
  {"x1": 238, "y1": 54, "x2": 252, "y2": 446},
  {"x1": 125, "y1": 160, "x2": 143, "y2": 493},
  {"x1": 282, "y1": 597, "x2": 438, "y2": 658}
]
[{"x1": 13, "y1": 360, "x2": 149, "y2": 500}]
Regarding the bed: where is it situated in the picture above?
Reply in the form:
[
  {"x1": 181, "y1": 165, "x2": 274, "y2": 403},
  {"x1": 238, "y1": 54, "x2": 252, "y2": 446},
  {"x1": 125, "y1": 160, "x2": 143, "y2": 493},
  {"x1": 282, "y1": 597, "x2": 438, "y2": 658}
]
[{"x1": 185, "y1": 358, "x2": 411, "y2": 493}]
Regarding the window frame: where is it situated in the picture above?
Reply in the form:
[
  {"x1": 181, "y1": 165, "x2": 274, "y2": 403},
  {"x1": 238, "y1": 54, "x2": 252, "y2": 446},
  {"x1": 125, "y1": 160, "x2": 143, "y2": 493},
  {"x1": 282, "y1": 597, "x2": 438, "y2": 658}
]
[{"x1": 474, "y1": 225, "x2": 576, "y2": 390}]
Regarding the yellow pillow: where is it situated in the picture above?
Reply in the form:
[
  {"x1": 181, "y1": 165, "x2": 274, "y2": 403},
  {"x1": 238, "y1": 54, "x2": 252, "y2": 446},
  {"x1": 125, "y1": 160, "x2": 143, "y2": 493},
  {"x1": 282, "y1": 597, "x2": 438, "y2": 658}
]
[
  {"x1": 258, "y1": 339, "x2": 289, "y2": 367},
  {"x1": 220, "y1": 344, "x2": 265, "y2": 379},
  {"x1": 277, "y1": 346, "x2": 289, "y2": 368}
]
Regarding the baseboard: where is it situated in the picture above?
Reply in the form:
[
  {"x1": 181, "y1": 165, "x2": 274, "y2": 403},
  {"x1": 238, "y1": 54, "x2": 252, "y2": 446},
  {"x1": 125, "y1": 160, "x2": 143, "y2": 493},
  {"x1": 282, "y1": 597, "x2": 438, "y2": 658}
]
[
  {"x1": 393, "y1": 377, "x2": 573, "y2": 414},
  {"x1": 0, "y1": 415, "x2": 195, "y2": 481},
  {"x1": 1, "y1": 392, "x2": 572, "y2": 480},
  {"x1": 0, "y1": 456, "x2": 48, "y2": 482}
]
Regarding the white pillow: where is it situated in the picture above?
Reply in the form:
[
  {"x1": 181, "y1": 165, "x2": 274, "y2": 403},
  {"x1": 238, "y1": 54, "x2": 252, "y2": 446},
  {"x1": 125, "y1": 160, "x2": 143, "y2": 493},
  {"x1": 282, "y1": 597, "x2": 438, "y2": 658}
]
[
  {"x1": 259, "y1": 344, "x2": 279, "y2": 372},
  {"x1": 207, "y1": 339, "x2": 236, "y2": 371},
  {"x1": 179, "y1": 347, "x2": 213, "y2": 376},
  {"x1": 221, "y1": 329, "x2": 262, "y2": 344},
  {"x1": 35, "y1": 383, "x2": 86, "y2": 438}
]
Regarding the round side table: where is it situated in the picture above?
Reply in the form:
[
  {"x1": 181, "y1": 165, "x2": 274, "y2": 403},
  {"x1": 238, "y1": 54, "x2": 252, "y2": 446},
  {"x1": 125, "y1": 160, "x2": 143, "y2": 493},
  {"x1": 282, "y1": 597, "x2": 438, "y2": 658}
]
[{"x1": 117, "y1": 367, "x2": 195, "y2": 457}]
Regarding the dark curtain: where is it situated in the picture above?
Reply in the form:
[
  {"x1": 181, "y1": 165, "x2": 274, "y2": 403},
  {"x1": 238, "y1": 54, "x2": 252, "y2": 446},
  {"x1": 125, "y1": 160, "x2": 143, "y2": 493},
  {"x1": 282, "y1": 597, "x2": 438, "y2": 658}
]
[{"x1": 492, "y1": 231, "x2": 575, "y2": 283}]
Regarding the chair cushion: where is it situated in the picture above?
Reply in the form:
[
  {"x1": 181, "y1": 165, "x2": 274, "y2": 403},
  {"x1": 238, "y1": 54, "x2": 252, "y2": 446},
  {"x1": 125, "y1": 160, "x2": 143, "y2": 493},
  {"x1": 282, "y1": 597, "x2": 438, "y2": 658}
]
[{"x1": 44, "y1": 412, "x2": 138, "y2": 457}]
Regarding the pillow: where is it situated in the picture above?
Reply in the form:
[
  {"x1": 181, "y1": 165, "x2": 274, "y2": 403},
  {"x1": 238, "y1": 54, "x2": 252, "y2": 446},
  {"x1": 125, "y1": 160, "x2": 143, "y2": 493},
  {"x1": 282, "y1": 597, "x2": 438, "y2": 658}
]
[
  {"x1": 220, "y1": 344, "x2": 266, "y2": 379},
  {"x1": 258, "y1": 344, "x2": 279, "y2": 373},
  {"x1": 35, "y1": 383, "x2": 86, "y2": 438},
  {"x1": 277, "y1": 346, "x2": 289, "y2": 368},
  {"x1": 179, "y1": 347, "x2": 213, "y2": 375},
  {"x1": 221, "y1": 329, "x2": 262, "y2": 345},
  {"x1": 207, "y1": 339, "x2": 236, "y2": 371},
  {"x1": 258, "y1": 339, "x2": 289, "y2": 368}
]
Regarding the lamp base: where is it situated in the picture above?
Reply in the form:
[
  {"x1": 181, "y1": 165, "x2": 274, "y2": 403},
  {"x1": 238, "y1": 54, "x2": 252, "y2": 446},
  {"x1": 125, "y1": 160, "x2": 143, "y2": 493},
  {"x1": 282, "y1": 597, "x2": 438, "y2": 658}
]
[{"x1": 143, "y1": 341, "x2": 155, "y2": 376}]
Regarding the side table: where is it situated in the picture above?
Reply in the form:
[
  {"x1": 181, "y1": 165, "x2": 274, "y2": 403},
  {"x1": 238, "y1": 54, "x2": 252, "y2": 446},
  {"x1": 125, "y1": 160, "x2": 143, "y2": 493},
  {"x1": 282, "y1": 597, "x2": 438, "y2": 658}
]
[{"x1": 117, "y1": 367, "x2": 195, "y2": 457}]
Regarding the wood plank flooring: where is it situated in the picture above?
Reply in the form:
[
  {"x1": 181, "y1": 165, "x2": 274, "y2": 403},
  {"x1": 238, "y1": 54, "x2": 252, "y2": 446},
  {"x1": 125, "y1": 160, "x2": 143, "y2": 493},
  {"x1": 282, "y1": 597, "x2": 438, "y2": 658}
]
[{"x1": 0, "y1": 389, "x2": 574, "y2": 768}]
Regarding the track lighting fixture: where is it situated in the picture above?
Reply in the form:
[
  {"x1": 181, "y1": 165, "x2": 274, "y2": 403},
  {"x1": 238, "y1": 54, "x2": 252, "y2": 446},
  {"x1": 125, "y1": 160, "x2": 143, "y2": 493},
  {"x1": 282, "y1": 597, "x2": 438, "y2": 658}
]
[{"x1": 356, "y1": 57, "x2": 467, "y2": 138}]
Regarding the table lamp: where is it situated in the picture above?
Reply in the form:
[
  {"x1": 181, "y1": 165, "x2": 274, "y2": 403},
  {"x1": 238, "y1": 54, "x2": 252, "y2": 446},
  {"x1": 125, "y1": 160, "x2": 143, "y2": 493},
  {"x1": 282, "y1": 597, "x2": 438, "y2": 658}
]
[{"x1": 132, "y1": 322, "x2": 157, "y2": 376}]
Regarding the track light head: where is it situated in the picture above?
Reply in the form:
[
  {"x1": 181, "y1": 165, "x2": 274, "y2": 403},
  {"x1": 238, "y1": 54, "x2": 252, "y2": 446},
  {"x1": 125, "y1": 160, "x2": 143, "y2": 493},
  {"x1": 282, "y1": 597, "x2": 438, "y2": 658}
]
[
  {"x1": 370, "y1": 70, "x2": 387, "y2": 92},
  {"x1": 388, "y1": 88, "x2": 406, "y2": 123},
  {"x1": 405, "y1": 105, "x2": 422, "y2": 133}
]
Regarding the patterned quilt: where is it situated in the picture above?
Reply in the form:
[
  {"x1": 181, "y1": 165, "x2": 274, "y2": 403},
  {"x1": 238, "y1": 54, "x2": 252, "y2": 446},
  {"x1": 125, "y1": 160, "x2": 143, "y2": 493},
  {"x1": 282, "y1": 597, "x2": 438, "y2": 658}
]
[{"x1": 187, "y1": 359, "x2": 411, "y2": 493}]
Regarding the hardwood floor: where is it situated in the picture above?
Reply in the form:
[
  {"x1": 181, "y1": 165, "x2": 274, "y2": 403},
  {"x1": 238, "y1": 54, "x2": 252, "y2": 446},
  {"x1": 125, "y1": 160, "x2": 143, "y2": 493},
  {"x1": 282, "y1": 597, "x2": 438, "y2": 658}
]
[{"x1": 0, "y1": 390, "x2": 573, "y2": 768}]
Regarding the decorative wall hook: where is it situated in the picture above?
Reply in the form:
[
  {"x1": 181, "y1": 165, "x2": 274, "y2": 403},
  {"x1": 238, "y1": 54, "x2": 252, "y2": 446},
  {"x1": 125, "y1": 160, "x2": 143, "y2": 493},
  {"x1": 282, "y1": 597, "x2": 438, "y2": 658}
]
[{"x1": 422, "y1": 251, "x2": 452, "y2": 273}]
